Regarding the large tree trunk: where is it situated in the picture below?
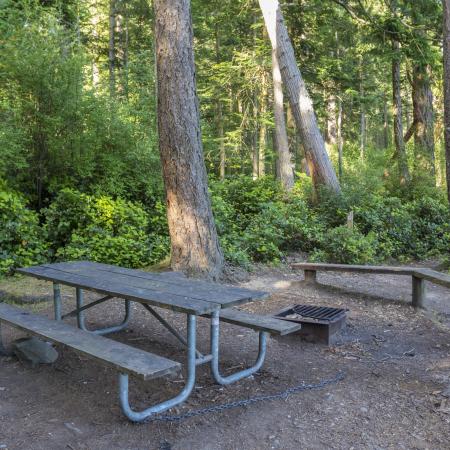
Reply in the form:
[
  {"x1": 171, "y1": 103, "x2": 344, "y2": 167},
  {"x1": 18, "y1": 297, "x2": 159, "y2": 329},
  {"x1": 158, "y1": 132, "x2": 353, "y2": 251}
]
[
  {"x1": 272, "y1": 48, "x2": 294, "y2": 190},
  {"x1": 154, "y1": 0, "x2": 224, "y2": 279},
  {"x1": 411, "y1": 64, "x2": 435, "y2": 176},
  {"x1": 258, "y1": 0, "x2": 340, "y2": 194},
  {"x1": 444, "y1": 0, "x2": 450, "y2": 202},
  {"x1": 391, "y1": 39, "x2": 410, "y2": 184}
]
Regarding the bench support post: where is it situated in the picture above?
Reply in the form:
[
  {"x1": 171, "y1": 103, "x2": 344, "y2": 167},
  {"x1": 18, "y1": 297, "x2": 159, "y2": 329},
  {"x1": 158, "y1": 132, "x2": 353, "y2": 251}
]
[
  {"x1": 75, "y1": 288, "x2": 131, "y2": 335},
  {"x1": 304, "y1": 270, "x2": 317, "y2": 284},
  {"x1": 0, "y1": 322, "x2": 7, "y2": 356},
  {"x1": 210, "y1": 310, "x2": 267, "y2": 385},
  {"x1": 119, "y1": 314, "x2": 197, "y2": 422},
  {"x1": 412, "y1": 276, "x2": 426, "y2": 309},
  {"x1": 53, "y1": 283, "x2": 62, "y2": 321}
]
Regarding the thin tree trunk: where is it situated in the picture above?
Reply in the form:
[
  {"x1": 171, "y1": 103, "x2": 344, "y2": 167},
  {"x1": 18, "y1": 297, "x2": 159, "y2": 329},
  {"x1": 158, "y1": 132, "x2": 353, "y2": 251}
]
[
  {"x1": 217, "y1": 100, "x2": 225, "y2": 180},
  {"x1": 154, "y1": 0, "x2": 224, "y2": 279},
  {"x1": 252, "y1": 99, "x2": 259, "y2": 179},
  {"x1": 411, "y1": 64, "x2": 435, "y2": 176},
  {"x1": 383, "y1": 92, "x2": 389, "y2": 149},
  {"x1": 444, "y1": 0, "x2": 450, "y2": 202},
  {"x1": 326, "y1": 94, "x2": 337, "y2": 146},
  {"x1": 108, "y1": 0, "x2": 116, "y2": 98},
  {"x1": 360, "y1": 60, "x2": 366, "y2": 160},
  {"x1": 337, "y1": 97, "x2": 343, "y2": 179},
  {"x1": 391, "y1": 39, "x2": 410, "y2": 183},
  {"x1": 215, "y1": 24, "x2": 225, "y2": 179},
  {"x1": 258, "y1": 70, "x2": 267, "y2": 178},
  {"x1": 90, "y1": 4, "x2": 100, "y2": 89},
  {"x1": 258, "y1": 0, "x2": 340, "y2": 194},
  {"x1": 272, "y1": 48, "x2": 294, "y2": 190}
]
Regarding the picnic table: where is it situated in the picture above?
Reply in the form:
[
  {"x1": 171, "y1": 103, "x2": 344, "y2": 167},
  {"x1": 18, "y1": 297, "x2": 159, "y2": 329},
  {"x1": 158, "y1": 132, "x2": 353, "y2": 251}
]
[{"x1": 0, "y1": 261, "x2": 300, "y2": 422}]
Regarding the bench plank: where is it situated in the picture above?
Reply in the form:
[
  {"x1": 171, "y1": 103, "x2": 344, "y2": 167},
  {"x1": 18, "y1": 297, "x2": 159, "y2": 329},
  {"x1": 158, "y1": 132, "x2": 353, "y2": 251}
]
[
  {"x1": 0, "y1": 303, "x2": 180, "y2": 380},
  {"x1": 203, "y1": 309, "x2": 302, "y2": 335},
  {"x1": 291, "y1": 263, "x2": 417, "y2": 276},
  {"x1": 413, "y1": 269, "x2": 450, "y2": 288}
]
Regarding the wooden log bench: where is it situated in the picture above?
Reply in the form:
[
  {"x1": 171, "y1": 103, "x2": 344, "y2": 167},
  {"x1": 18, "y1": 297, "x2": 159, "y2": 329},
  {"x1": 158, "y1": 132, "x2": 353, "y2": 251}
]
[
  {"x1": 291, "y1": 263, "x2": 450, "y2": 309},
  {"x1": 202, "y1": 308, "x2": 302, "y2": 336}
]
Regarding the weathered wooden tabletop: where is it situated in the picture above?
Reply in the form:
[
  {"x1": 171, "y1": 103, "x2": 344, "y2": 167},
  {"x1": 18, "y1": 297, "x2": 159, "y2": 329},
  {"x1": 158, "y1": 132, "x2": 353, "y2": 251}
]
[{"x1": 16, "y1": 261, "x2": 269, "y2": 315}]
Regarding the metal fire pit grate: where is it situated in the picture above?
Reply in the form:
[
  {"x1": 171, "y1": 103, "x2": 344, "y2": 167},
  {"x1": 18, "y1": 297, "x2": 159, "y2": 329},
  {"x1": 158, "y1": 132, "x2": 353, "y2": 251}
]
[
  {"x1": 274, "y1": 305, "x2": 348, "y2": 345},
  {"x1": 288, "y1": 305, "x2": 347, "y2": 324}
]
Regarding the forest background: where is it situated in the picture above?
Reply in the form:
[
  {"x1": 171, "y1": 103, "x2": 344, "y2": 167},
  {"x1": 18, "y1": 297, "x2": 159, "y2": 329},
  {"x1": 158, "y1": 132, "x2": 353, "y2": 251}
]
[{"x1": 1, "y1": 0, "x2": 449, "y2": 275}]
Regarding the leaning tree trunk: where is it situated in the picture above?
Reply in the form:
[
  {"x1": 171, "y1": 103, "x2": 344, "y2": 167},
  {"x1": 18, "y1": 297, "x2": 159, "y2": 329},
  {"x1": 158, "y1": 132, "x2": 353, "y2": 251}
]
[
  {"x1": 258, "y1": 0, "x2": 341, "y2": 194},
  {"x1": 272, "y1": 48, "x2": 294, "y2": 190},
  {"x1": 444, "y1": 0, "x2": 450, "y2": 203},
  {"x1": 154, "y1": 0, "x2": 224, "y2": 279},
  {"x1": 391, "y1": 39, "x2": 410, "y2": 184}
]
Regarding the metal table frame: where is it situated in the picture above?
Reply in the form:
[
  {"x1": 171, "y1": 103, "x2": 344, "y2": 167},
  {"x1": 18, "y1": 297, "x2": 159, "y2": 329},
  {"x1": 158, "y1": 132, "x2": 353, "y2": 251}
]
[{"x1": 51, "y1": 282, "x2": 268, "y2": 422}]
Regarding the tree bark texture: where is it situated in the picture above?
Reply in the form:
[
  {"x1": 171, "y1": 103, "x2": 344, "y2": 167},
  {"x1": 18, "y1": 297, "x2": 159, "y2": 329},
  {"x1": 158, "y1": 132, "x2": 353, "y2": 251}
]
[
  {"x1": 444, "y1": 0, "x2": 450, "y2": 202},
  {"x1": 272, "y1": 48, "x2": 294, "y2": 190},
  {"x1": 391, "y1": 39, "x2": 410, "y2": 183},
  {"x1": 411, "y1": 64, "x2": 435, "y2": 176},
  {"x1": 154, "y1": 0, "x2": 224, "y2": 279},
  {"x1": 258, "y1": 0, "x2": 341, "y2": 194}
]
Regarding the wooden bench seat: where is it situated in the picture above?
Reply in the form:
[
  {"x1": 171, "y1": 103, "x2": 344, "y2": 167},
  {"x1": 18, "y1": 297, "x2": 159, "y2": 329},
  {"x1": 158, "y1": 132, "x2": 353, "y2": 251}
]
[
  {"x1": 291, "y1": 262, "x2": 450, "y2": 309},
  {"x1": 0, "y1": 303, "x2": 180, "y2": 380},
  {"x1": 203, "y1": 309, "x2": 302, "y2": 335}
]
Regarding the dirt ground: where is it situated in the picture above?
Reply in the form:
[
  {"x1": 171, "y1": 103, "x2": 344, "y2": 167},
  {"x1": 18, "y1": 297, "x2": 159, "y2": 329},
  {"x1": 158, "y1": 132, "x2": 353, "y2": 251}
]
[{"x1": 1, "y1": 264, "x2": 450, "y2": 450}]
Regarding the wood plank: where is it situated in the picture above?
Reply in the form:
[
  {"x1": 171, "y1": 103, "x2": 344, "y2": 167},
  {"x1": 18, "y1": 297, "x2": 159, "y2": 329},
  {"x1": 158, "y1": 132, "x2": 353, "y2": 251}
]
[
  {"x1": 18, "y1": 262, "x2": 268, "y2": 308},
  {"x1": 291, "y1": 262, "x2": 416, "y2": 276},
  {"x1": 203, "y1": 309, "x2": 302, "y2": 335},
  {"x1": 413, "y1": 269, "x2": 450, "y2": 288},
  {"x1": 0, "y1": 303, "x2": 180, "y2": 380},
  {"x1": 52, "y1": 261, "x2": 268, "y2": 306},
  {"x1": 16, "y1": 266, "x2": 218, "y2": 315}
]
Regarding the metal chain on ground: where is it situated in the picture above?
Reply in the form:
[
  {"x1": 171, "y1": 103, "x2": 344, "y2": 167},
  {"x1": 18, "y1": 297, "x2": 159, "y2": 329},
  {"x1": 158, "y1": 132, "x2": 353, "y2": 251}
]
[{"x1": 144, "y1": 371, "x2": 345, "y2": 423}]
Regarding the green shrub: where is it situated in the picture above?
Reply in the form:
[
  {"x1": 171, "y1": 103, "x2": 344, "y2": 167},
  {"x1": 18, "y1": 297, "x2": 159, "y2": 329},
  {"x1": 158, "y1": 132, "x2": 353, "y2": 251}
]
[
  {"x1": 46, "y1": 189, "x2": 169, "y2": 268},
  {"x1": 311, "y1": 226, "x2": 377, "y2": 264},
  {"x1": 407, "y1": 197, "x2": 450, "y2": 259},
  {"x1": 0, "y1": 189, "x2": 48, "y2": 274}
]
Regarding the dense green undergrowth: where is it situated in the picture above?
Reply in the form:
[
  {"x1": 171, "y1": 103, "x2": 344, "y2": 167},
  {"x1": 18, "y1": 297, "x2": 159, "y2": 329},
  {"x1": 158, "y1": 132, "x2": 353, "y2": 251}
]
[{"x1": 1, "y1": 176, "x2": 449, "y2": 275}]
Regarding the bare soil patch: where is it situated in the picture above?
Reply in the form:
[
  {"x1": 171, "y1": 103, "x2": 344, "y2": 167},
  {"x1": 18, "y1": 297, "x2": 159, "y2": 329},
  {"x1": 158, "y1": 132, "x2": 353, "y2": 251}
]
[{"x1": 1, "y1": 265, "x2": 449, "y2": 450}]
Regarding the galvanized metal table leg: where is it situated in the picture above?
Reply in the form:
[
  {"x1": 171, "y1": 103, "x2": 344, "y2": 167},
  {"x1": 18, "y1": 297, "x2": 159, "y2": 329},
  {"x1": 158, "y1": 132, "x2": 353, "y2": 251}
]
[
  {"x1": 92, "y1": 299, "x2": 131, "y2": 335},
  {"x1": 210, "y1": 310, "x2": 267, "y2": 385},
  {"x1": 76, "y1": 287, "x2": 85, "y2": 329},
  {"x1": 53, "y1": 283, "x2": 62, "y2": 321},
  {"x1": 75, "y1": 288, "x2": 131, "y2": 335},
  {"x1": 119, "y1": 314, "x2": 197, "y2": 422},
  {"x1": 142, "y1": 304, "x2": 205, "y2": 360}
]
